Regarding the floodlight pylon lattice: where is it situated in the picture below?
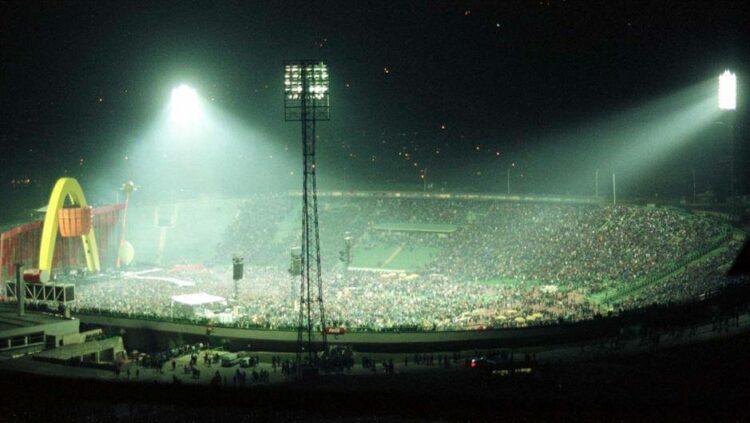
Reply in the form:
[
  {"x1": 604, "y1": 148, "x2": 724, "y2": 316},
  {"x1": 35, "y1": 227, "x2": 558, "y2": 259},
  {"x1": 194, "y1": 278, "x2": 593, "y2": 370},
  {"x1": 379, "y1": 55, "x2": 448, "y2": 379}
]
[{"x1": 284, "y1": 60, "x2": 329, "y2": 372}]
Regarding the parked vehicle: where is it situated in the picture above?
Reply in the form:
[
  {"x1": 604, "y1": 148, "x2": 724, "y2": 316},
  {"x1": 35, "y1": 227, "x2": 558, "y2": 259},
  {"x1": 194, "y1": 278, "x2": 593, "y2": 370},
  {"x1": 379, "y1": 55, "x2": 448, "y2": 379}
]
[{"x1": 221, "y1": 353, "x2": 239, "y2": 367}]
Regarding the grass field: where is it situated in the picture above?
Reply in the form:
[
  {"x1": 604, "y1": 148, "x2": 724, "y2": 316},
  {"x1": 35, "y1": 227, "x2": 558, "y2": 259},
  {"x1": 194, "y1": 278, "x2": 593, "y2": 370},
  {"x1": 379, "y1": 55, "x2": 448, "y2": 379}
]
[{"x1": 349, "y1": 242, "x2": 440, "y2": 271}]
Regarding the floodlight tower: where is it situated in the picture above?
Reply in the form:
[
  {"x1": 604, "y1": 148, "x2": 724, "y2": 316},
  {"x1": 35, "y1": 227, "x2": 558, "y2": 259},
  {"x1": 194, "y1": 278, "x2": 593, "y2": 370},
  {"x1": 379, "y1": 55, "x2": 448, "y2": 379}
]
[
  {"x1": 718, "y1": 70, "x2": 737, "y2": 203},
  {"x1": 284, "y1": 61, "x2": 330, "y2": 369}
]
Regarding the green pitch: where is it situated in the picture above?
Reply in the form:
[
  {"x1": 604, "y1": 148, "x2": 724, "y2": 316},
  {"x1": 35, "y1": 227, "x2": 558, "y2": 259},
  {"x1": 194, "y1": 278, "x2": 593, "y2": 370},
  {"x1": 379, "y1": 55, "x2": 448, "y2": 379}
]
[{"x1": 349, "y1": 243, "x2": 440, "y2": 271}]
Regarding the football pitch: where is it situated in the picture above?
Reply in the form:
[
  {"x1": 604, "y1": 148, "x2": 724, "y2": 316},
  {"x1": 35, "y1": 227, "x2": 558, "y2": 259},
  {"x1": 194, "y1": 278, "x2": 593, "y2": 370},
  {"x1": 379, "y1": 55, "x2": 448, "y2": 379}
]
[{"x1": 349, "y1": 243, "x2": 440, "y2": 271}]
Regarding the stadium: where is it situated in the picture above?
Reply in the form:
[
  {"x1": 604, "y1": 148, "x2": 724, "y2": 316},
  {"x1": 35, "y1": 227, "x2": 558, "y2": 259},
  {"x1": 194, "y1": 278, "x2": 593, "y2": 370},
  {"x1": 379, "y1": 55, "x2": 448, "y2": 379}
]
[
  {"x1": 2, "y1": 188, "x2": 746, "y2": 353},
  {"x1": 2, "y1": 1, "x2": 749, "y2": 419},
  {"x1": 89, "y1": 193, "x2": 743, "y2": 327}
]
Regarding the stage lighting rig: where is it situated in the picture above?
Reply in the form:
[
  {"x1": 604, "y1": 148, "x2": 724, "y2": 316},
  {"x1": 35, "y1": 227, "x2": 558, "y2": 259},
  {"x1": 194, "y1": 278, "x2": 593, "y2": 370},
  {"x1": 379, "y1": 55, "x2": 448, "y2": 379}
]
[{"x1": 232, "y1": 255, "x2": 244, "y2": 302}]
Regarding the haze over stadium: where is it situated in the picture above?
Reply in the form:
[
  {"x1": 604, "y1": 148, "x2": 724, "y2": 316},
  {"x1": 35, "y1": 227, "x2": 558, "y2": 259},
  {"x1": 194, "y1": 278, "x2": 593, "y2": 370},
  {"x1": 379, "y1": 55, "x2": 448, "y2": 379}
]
[{"x1": 0, "y1": 1, "x2": 749, "y2": 419}]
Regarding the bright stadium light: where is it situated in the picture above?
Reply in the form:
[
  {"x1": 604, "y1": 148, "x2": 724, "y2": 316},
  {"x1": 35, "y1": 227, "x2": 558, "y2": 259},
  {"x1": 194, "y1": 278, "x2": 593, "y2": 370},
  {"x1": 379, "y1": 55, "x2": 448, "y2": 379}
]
[
  {"x1": 169, "y1": 84, "x2": 202, "y2": 126},
  {"x1": 284, "y1": 61, "x2": 330, "y2": 121},
  {"x1": 718, "y1": 70, "x2": 736, "y2": 110}
]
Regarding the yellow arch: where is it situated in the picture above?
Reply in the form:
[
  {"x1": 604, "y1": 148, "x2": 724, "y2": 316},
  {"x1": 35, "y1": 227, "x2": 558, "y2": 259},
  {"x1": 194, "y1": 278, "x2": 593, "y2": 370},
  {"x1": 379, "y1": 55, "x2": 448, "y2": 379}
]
[{"x1": 38, "y1": 177, "x2": 100, "y2": 282}]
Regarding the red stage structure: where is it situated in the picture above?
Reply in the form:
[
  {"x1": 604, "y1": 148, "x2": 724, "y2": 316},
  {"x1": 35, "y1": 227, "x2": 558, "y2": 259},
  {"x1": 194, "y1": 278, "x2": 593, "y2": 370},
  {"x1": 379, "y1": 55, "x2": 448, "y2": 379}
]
[{"x1": 0, "y1": 204, "x2": 125, "y2": 281}]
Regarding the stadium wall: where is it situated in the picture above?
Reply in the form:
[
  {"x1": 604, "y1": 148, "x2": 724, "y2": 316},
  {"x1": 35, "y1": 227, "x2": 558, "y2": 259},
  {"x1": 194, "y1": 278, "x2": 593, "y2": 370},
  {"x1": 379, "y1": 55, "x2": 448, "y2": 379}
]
[{"x1": 76, "y1": 313, "x2": 621, "y2": 353}]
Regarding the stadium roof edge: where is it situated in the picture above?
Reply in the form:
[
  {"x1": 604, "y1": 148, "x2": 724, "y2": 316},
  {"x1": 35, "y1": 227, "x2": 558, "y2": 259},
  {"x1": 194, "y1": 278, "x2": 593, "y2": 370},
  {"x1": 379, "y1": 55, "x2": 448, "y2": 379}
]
[{"x1": 287, "y1": 190, "x2": 603, "y2": 205}]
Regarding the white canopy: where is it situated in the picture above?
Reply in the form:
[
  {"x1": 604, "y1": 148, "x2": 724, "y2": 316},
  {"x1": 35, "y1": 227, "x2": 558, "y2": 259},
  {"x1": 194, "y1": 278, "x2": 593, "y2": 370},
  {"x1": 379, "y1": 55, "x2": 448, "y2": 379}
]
[{"x1": 171, "y1": 292, "x2": 226, "y2": 306}]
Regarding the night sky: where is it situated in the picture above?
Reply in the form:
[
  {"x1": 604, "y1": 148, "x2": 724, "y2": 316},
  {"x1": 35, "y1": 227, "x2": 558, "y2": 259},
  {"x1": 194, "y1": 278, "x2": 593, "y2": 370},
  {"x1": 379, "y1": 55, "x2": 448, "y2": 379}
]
[{"x1": 1, "y1": 1, "x2": 747, "y2": 222}]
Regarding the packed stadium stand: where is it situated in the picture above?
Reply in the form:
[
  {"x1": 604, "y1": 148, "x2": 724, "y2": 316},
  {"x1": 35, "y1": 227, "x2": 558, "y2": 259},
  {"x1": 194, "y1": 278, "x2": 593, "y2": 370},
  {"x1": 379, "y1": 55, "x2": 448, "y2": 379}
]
[{"x1": 59, "y1": 192, "x2": 745, "y2": 333}]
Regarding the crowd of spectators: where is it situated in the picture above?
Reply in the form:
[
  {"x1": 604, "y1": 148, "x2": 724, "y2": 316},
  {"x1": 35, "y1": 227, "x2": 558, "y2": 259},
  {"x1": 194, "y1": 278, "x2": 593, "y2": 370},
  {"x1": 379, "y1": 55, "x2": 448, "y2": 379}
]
[
  {"x1": 73, "y1": 267, "x2": 597, "y2": 330},
  {"x1": 627, "y1": 240, "x2": 745, "y2": 306},
  {"x1": 432, "y1": 203, "x2": 728, "y2": 291},
  {"x1": 71, "y1": 196, "x2": 742, "y2": 331}
]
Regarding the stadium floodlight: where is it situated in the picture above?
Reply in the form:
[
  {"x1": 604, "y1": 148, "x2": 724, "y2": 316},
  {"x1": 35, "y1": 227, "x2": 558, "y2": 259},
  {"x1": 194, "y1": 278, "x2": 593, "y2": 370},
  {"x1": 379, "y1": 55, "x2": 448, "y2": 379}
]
[
  {"x1": 284, "y1": 61, "x2": 330, "y2": 121},
  {"x1": 718, "y1": 70, "x2": 736, "y2": 110},
  {"x1": 169, "y1": 84, "x2": 202, "y2": 126},
  {"x1": 284, "y1": 60, "x2": 330, "y2": 370}
]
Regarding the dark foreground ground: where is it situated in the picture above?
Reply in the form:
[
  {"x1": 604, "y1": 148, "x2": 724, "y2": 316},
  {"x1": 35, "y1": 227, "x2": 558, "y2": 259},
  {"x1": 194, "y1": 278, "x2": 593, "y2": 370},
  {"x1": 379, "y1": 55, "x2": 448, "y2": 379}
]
[{"x1": 3, "y1": 333, "x2": 750, "y2": 422}]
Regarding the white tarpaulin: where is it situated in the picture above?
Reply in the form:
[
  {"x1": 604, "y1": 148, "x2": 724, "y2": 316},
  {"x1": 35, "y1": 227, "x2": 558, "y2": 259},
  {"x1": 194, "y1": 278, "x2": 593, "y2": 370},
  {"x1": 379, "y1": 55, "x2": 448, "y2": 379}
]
[
  {"x1": 171, "y1": 292, "x2": 226, "y2": 306},
  {"x1": 123, "y1": 268, "x2": 195, "y2": 287}
]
